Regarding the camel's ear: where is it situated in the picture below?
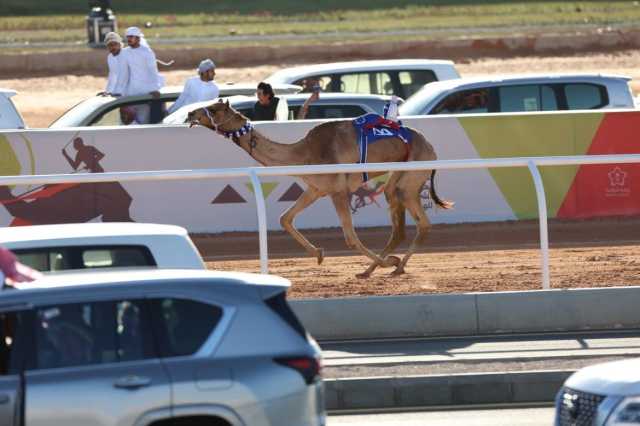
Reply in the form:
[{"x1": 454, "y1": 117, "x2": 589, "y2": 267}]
[
  {"x1": 217, "y1": 98, "x2": 224, "y2": 103},
  {"x1": 225, "y1": 99, "x2": 230, "y2": 110}
]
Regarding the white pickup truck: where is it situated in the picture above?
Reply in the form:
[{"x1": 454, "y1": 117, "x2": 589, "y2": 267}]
[{"x1": 0, "y1": 88, "x2": 26, "y2": 129}]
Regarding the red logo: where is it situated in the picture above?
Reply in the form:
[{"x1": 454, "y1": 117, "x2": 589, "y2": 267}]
[{"x1": 608, "y1": 167, "x2": 628, "y2": 187}]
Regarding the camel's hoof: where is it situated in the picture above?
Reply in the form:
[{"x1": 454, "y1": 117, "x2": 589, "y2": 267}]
[
  {"x1": 316, "y1": 248, "x2": 324, "y2": 265},
  {"x1": 390, "y1": 266, "x2": 405, "y2": 276},
  {"x1": 356, "y1": 271, "x2": 371, "y2": 279},
  {"x1": 382, "y1": 255, "x2": 401, "y2": 268}
]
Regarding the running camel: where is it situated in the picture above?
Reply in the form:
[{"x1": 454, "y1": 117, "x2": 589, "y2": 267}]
[{"x1": 188, "y1": 100, "x2": 453, "y2": 277}]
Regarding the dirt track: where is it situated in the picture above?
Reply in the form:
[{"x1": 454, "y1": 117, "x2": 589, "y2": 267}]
[
  {"x1": 4, "y1": 49, "x2": 640, "y2": 128},
  {"x1": 195, "y1": 217, "x2": 640, "y2": 299}
]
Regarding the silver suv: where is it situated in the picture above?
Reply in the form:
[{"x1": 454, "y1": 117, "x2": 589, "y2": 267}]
[
  {"x1": 0, "y1": 269, "x2": 325, "y2": 426},
  {"x1": 400, "y1": 73, "x2": 635, "y2": 116}
]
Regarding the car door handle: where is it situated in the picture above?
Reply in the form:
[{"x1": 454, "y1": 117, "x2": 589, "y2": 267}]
[
  {"x1": 114, "y1": 375, "x2": 152, "y2": 389},
  {"x1": 0, "y1": 394, "x2": 9, "y2": 404}
]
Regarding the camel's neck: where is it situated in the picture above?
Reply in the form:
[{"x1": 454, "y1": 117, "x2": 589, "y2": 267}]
[{"x1": 233, "y1": 129, "x2": 305, "y2": 166}]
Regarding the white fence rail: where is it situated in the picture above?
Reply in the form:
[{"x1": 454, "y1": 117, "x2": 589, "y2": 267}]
[{"x1": 2, "y1": 153, "x2": 640, "y2": 289}]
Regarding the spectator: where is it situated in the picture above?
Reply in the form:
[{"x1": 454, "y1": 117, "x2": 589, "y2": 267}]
[
  {"x1": 297, "y1": 88, "x2": 320, "y2": 120},
  {"x1": 114, "y1": 26, "x2": 164, "y2": 123},
  {"x1": 0, "y1": 246, "x2": 41, "y2": 286},
  {"x1": 300, "y1": 77, "x2": 321, "y2": 93},
  {"x1": 253, "y1": 82, "x2": 284, "y2": 121},
  {"x1": 167, "y1": 59, "x2": 220, "y2": 114},
  {"x1": 99, "y1": 32, "x2": 127, "y2": 97},
  {"x1": 119, "y1": 106, "x2": 141, "y2": 125}
]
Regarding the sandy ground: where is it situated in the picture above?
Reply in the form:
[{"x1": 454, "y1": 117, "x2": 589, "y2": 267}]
[
  {"x1": 3, "y1": 51, "x2": 640, "y2": 299},
  {"x1": 4, "y1": 49, "x2": 640, "y2": 128},
  {"x1": 193, "y1": 217, "x2": 640, "y2": 299}
]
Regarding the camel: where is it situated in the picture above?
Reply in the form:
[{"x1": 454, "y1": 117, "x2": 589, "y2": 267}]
[{"x1": 189, "y1": 99, "x2": 453, "y2": 277}]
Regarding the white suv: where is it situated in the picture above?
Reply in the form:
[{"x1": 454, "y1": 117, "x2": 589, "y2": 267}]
[
  {"x1": 0, "y1": 222, "x2": 205, "y2": 271},
  {"x1": 0, "y1": 88, "x2": 26, "y2": 129},
  {"x1": 555, "y1": 357, "x2": 640, "y2": 425},
  {"x1": 264, "y1": 59, "x2": 460, "y2": 99}
]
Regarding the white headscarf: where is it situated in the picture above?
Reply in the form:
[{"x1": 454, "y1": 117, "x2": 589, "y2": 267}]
[{"x1": 125, "y1": 26, "x2": 150, "y2": 47}]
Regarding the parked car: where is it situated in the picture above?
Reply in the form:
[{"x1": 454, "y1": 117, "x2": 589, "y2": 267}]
[
  {"x1": 0, "y1": 222, "x2": 205, "y2": 271},
  {"x1": 163, "y1": 92, "x2": 399, "y2": 124},
  {"x1": 0, "y1": 269, "x2": 325, "y2": 426},
  {"x1": 264, "y1": 59, "x2": 460, "y2": 99},
  {"x1": 0, "y1": 88, "x2": 26, "y2": 129},
  {"x1": 399, "y1": 73, "x2": 635, "y2": 116},
  {"x1": 48, "y1": 83, "x2": 302, "y2": 128},
  {"x1": 554, "y1": 357, "x2": 640, "y2": 426}
]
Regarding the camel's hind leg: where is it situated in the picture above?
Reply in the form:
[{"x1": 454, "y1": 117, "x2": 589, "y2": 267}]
[
  {"x1": 330, "y1": 191, "x2": 400, "y2": 276},
  {"x1": 358, "y1": 173, "x2": 406, "y2": 278},
  {"x1": 391, "y1": 170, "x2": 433, "y2": 276},
  {"x1": 280, "y1": 186, "x2": 324, "y2": 264}
]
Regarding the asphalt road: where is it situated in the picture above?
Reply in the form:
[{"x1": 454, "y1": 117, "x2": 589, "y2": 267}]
[
  {"x1": 321, "y1": 330, "x2": 640, "y2": 378},
  {"x1": 328, "y1": 406, "x2": 555, "y2": 425}
]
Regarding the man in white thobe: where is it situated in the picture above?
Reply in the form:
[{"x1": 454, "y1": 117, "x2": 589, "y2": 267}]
[
  {"x1": 100, "y1": 32, "x2": 127, "y2": 96},
  {"x1": 115, "y1": 26, "x2": 164, "y2": 123},
  {"x1": 167, "y1": 59, "x2": 220, "y2": 114}
]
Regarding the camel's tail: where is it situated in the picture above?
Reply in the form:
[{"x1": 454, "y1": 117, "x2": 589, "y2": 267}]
[{"x1": 429, "y1": 170, "x2": 454, "y2": 209}]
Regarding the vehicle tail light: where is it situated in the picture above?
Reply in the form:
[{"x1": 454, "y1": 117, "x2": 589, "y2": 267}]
[{"x1": 275, "y1": 356, "x2": 322, "y2": 385}]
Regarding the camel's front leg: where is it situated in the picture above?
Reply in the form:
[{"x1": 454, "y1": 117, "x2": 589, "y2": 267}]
[
  {"x1": 330, "y1": 191, "x2": 400, "y2": 277},
  {"x1": 358, "y1": 201, "x2": 405, "y2": 278},
  {"x1": 280, "y1": 187, "x2": 324, "y2": 264}
]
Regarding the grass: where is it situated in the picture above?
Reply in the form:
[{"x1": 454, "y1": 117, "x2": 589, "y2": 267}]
[{"x1": 1, "y1": 2, "x2": 639, "y2": 46}]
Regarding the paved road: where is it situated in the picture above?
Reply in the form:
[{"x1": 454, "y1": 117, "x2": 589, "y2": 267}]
[
  {"x1": 328, "y1": 406, "x2": 555, "y2": 425},
  {"x1": 321, "y1": 330, "x2": 640, "y2": 378}
]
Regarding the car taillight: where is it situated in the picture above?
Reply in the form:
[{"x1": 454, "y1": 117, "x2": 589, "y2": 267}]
[{"x1": 275, "y1": 356, "x2": 322, "y2": 385}]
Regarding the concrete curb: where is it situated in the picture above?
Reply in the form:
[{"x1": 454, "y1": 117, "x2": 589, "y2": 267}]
[
  {"x1": 324, "y1": 370, "x2": 572, "y2": 411},
  {"x1": 3, "y1": 28, "x2": 640, "y2": 78},
  {"x1": 291, "y1": 286, "x2": 640, "y2": 340}
]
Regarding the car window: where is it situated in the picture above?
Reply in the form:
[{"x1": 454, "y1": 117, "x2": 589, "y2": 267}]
[
  {"x1": 33, "y1": 300, "x2": 153, "y2": 370},
  {"x1": 0, "y1": 310, "x2": 30, "y2": 375},
  {"x1": 498, "y1": 84, "x2": 557, "y2": 112},
  {"x1": 499, "y1": 85, "x2": 539, "y2": 112},
  {"x1": 374, "y1": 72, "x2": 393, "y2": 95},
  {"x1": 338, "y1": 73, "x2": 371, "y2": 94},
  {"x1": 293, "y1": 76, "x2": 331, "y2": 92},
  {"x1": 14, "y1": 245, "x2": 156, "y2": 272},
  {"x1": 398, "y1": 71, "x2": 437, "y2": 98},
  {"x1": 432, "y1": 89, "x2": 490, "y2": 115},
  {"x1": 152, "y1": 298, "x2": 223, "y2": 357},
  {"x1": 564, "y1": 83, "x2": 606, "y2": 109},
  {"x1": 337, "y1": 72, "x2": 393, "y2": 95},
  {"x1": 540, "y1": 85, "x2": 558, "y2": 111},
  {"x1": 91, "y1": 101, "x2": 168, "y2": 126},
  {"x1": 289, "y1": 104, "x2": 367, "y2": 119}
]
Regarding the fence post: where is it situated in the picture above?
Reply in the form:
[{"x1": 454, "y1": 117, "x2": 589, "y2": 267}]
[
  {"x1": 249, "y1": 169, "x2": 269, "y2": 274},
  {"x1": 527, "y1": 160, "x2": 550, "y2": 290}
]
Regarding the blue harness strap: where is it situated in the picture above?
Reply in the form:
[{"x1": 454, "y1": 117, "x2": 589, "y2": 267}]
[{"x1": 352, "y1": 113, "x2": 412, "y2": 183}]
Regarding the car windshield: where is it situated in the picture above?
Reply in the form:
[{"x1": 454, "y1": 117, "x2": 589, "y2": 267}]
[
  {"x1": 399, "y1": 83, "x2": 450, "y2": 116},
  {"x1": 49, "y1": 96, "x2": 114, "y2": 128}
]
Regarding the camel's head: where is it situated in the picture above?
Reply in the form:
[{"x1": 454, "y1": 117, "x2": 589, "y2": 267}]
[{"x1": 188, "y1": 99, "x2": 241, "y2": 132}]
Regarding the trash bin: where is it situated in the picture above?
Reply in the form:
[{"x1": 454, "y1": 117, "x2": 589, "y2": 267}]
[{"x1": 86, "y1": 1, "x2": 117, "y2": 47}]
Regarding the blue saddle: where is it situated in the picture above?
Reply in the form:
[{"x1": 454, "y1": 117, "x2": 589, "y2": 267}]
[{"x1": 352, "y1": 113, "x2": 412, "y2": 182}]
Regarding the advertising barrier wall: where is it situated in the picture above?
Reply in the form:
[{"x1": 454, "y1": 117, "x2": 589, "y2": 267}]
[{"x1": 0, "y1": 110, "x2": 638, "y2": 232}]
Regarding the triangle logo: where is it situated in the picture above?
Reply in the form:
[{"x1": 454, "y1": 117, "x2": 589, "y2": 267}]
[
  {"x1": 279, "y1": 182, "x2": 305, "y2": 202},
  {"x1": 211, "y1": 185, "x2": 246, "y2": 204}
]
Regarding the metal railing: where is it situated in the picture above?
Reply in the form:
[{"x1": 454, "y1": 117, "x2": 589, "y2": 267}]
[{"x1": 1, "y1": 153, "x2": 639, "y2": 289}]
